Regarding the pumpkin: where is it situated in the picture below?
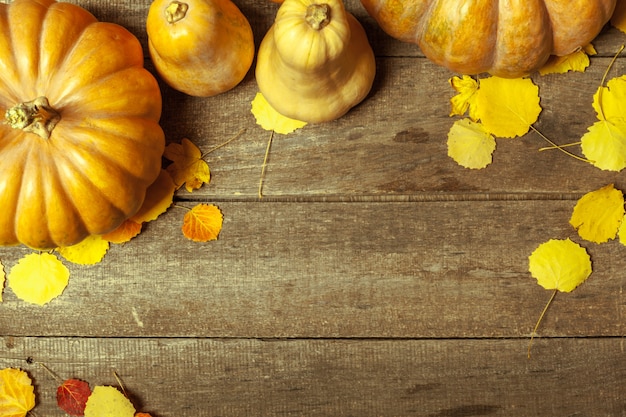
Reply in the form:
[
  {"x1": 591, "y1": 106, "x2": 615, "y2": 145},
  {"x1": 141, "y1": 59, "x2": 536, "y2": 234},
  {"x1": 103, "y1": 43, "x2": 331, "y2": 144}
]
[
  {"x1": 255, "y1": 0, "x2": 376, "y2": 123},
  {"x1": 360, "y1": 0, "x2": 617, "y2": 78},
  {"x1": 146, "y1": 0, "x2": 255, "y2": 97},
  {"x1": 0, "y1": 0, "x2": 165, "y2": 250}
]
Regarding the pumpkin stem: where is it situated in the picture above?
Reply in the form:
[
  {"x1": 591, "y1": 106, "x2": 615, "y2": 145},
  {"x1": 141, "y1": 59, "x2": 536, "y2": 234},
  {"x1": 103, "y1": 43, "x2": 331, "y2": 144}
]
[
  {"x1": 165, "y1": 1, "x2": 189, "y2": 24},
  {"x1": 305, "y1": 3, "x2": 331, "y2": 30},
  {"x1": 5, "y1": 97, "x2": 60, "y2": 140}
]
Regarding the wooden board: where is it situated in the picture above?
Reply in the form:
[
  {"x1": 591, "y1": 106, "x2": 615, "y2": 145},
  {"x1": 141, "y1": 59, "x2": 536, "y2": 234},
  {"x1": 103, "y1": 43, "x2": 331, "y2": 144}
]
[{"x1": 2, "y1": 0, "x2": 626, "y2": 416}]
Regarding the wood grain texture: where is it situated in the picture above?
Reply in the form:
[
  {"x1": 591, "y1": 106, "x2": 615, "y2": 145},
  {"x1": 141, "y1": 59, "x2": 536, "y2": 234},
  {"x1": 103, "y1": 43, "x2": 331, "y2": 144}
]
[
  {"x1": 2, "y1": 337, "x2": 626, "y2": 417},
  {"x1": 2, "y1": 0, "x2": 626, "y2": 415}
]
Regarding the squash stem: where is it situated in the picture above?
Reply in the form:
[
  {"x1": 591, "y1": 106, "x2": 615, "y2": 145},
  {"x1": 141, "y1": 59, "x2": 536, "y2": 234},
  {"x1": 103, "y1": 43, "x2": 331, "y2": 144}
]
[
  {"x1": 165, "y1": 1, "x2": 188, "y2": 24},
  {"x1": 306, "y1": 4, "x2": 331, "y2": 30},
  {"x1": 5, "y1": 97, "x2": 60, "y2": 140}
]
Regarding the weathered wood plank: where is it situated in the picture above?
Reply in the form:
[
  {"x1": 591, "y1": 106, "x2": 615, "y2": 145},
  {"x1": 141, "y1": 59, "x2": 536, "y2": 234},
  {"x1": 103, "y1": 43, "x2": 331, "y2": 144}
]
[
  {"x1": 1, "y1": 201, "x2": 624, "y2": 338},
  {"x1": 2, "y1": 336, "x2": 625, "y2": 417}
]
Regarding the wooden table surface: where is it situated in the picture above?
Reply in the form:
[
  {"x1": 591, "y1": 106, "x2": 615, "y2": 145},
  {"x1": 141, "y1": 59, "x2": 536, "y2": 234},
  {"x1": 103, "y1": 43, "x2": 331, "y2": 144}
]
[{"x1": 2, "y1": 1, "x2": 626, "y2": 416}]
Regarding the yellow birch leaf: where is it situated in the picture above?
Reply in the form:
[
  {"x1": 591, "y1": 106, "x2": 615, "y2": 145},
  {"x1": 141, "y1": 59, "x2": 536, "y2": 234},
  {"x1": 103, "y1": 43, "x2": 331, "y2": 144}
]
[
  {"x1": 611, "y1": 0, "x2": 626, "y2": 33},
  {"x1": 164, "y1": 138, "x2": 210, "y2": 192},
  {"x1": 84, "y1": 386, "x2": 135, "y2": 417},
  {"x1": 57, "y1": 235, "x2": 110, "y2": 265},
  {"x1": 538, "y1": 46, "x2": 594, "y2": 75},
  {"x1": 618, "y1": 213, "x2": 626, "y2": 246},
  {"x1": 0, "y1": 261, "x2": 4, "y2": 302},
  {"x1": 182, "y1": 203, "x2": 224, "y2": 242},
  {"x1": 131, "y1": 169, "x2": 176, "y2": 223},
  {"x1": 102, "y1": 219, "x2": 143, "y2": 244},
  {"x1": 8, "y1": 253, "x2": 69, "y2": 305},
  {"x1": 591, "y1": 75, "x2": 626, "y2": 121},
  {"x1": 580, "y1": 119, "x2": 626, "y2": 171},
  {"x1": 0, "y1": 368, "x2": 36, "y2": 417},
  {"x1": 528, "y1": 238, "x2": 592, "y2": 293},
  {"x1": 474, "y1": 76, "x2": 541, "y2": 138},
  {"x1": 251, "y1": 92, "x2": 307, "y2": 134},
  {"x1": 448, "y1": 75, "x2": 479, "y2": 118},
  {"x1": 447, "y1": 118, "x2": 496, "y2": 169},
  {"x1": 569, "y1": 184, "x2": 625, "y2": 243}
]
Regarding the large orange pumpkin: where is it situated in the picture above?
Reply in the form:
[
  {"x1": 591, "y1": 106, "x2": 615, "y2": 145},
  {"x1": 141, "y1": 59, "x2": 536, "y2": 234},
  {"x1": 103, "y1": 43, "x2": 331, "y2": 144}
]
[
  {"x1": 360, "y1": 0, "x2": 617, "y2": 77},
  {"x1": 0, "y1": 0, "x2": 165, "y2": 250}
]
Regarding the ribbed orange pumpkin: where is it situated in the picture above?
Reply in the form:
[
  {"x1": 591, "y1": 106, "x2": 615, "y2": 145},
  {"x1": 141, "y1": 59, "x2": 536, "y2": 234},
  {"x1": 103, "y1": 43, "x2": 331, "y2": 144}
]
[
  {"x1": 360, "y1": 0, "x2": 617, "y2": 77},
  {"x1": 0, "y1": 0, "x2": 165, "y2": 249}
]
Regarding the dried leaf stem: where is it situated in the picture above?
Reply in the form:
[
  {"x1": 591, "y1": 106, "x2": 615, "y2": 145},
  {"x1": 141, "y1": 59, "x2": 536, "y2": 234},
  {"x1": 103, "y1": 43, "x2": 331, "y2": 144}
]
[
  {"x1": 201, "y1": 128, "x2": 245, "y2": 159},
  {"x1": 258, "y1": 130, "x2": 275, "y2": 199},
  {"x1": 528, "y1": 288, "x2": 558, "y2": 359}
]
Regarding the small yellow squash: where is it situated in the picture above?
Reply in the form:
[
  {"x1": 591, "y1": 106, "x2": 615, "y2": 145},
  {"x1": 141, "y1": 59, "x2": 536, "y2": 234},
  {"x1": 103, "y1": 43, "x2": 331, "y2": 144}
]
[
  {"x1": 147, "y1": 0, "x2": 255, "y2": 97},
  {"x1": 255, "y1": 0, "x2": 376, "y2": 123}
]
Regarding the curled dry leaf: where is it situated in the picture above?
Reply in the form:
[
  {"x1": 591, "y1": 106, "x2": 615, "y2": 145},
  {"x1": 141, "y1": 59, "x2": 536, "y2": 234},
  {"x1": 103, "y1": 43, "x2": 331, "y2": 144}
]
[
  {"x1": 449, "y1": 75, "x2": 479, "y2": 119},
  {"x1": 182, "y1": 204, "x2": 224, "y2": 242},
  {"x1": 0, "y1": 368, "x2": 36, "y2": 417},
  {"x1": 57, "y1": 235, "x2": 110, "y2": 265},
  {"x1": 569, "y1": 184, "x2": 625, "y2": 243},
  {"x1": 57, "y1": 379, "x2": 91, "y2": 416},
  {"x1": 164, "y1": 138, "x2": 211, "y2": 192},
  {"x1": 8, "y1": 252, "x2": 69, "y2": 305}
]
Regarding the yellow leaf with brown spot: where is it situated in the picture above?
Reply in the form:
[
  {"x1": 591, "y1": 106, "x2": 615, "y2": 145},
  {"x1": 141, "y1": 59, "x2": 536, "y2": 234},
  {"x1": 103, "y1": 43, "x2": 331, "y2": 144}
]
[
  {"x1": 102, "y1": 219, "x2": 143, "y2": 244},
  {"x1": 0, "y1": 368, "x2": 36, "y2": 417},
  {"x1": 164, "y1": 138, "x2": 210, "y2": 192},
  {"x1": 251, "y1": 92, "x2": 307, "y2": 134},
  {"x1": 570, "y1": 184, "x2": 625, "y2": 243},
  {"x1": 182, "y1": 204, "x2": 224, "y2": 242},
  {"x1": 57, "y1": 235, "x2": 109, "y2": 265},
  {"x1": 529, "y1": 239, "x2": 592, "y2": 293},
  {"x1": 8, "y1": 253, "x2": 69, "y2": 305},
  {"x1": 131, "y1": 169, "x2": 176, "y2": 224}
]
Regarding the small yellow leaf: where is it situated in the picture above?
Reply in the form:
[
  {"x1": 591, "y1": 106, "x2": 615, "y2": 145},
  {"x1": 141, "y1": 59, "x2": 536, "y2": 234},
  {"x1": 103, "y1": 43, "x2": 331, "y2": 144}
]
[
  {"x1": 0, "y1": 368, "x2": 36, "y2": 417},
  {"x1": 8, "y1": 253, "x2": 69, "y2": 305},
  {"x1": 448, "y1": 75, "x2": 479, "y2": 118},
  {"x1": 618, "y1": 213, "x2": 626, "y2": 246},
  {"x1": 529, "y1": 239, "x2": 592, "y2": 293},
  {"x1": 569, "y1": 184, "x2": 625, "y2": 243},
  {"x1": 592, "y1": 75, "x2": 626, "y2": 122},
  {"x1": 182, "y1": 204, "x2": 224, "y2": 242},
  {"x1": 57, "y1": 235, "x2": 110, "y2": 265},
  {"x1": 580, "y1": 119, "x2": 626, "y2": 171},
  {"x1": 251, "y1": 92, "x2": 307, "y2": 134},
  {"x1": 539, "y1": 46, "x2": 595, "y2": 75},
  {"x1": 84, "y1": 386, "x2": 135, "y2": 417},
  {"x1": 164, "y1": 138, "x2": 210, "y2": 192},
  {"x1": 131, "y1": 169, "x2": 176, "y2": 223},
  {"x1": 447, "y1": 118, "x2": 496, "y2": 169},
  {"x1": 611, "y1": 0, "x2": 626, "y2": 33},
  {"x1": 102, "y1": 219, "x2": 143, "y2": 244},
  {"x1": 474, "y1": 76, "x2": 541, "y2": 138}
]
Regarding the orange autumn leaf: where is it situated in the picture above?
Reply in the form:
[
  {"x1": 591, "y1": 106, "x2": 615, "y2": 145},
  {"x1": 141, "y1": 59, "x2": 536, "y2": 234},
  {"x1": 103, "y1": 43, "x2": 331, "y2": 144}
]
[
  {"x1": 102, "y1": 219, "x2": 143, "y2": 244},
  {"x1": 182, "y1": 204, "x2": 224, "y2": 242},
  {"x1": 164, "y1": 138, "x2": 210, "y2": 192},
  {"x1": 131, "y1": 169, "x2": 176, "y2": 224},
  {"x1": 135, "y1": 414, "x2": 153, "y2": 417}
]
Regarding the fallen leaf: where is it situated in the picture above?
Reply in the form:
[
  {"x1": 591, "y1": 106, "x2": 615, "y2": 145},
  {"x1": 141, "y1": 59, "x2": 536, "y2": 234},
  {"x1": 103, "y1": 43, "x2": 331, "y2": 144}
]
[
  {"x1": 57, "y1": 235, "x2": 109, "y2": 265},
  {"x1": 539, "y1": 45, "x2": 596, "y2": 75},
  {"x1": 182, "y1": 204, "x2": 224, "y2": 242},
  {"x1": 448, "y1": 75, "x2": 479, "y2": 118},
  {"x1": 473, "y1": 76, "x2": 541, "y2": 138},
  {"x1": 130, "y1": 169, "x2": 176, "y2": 224},
  {"x1": 102, "y1": 220, "x2": 143, "y2": 244},
  {"x1": 580, "y1": 119, "x2": 626, "y2": 171},
  {"x1": 8, "y1": 252, "x2": 69, "y2": 305},
  {"x1": 164, "y1": 138, "x2": 211, "y2": 192},
  {"x1": 611, "y1": 0, "x2": 626, "y2": 33},
  {"x1": 251, "y1": 92, "x2": 307, "y2": 134},
  {"x1": 447, "y1": 118, "x2": 495, "y2": 169},
  {"x1": 528, "y1": 238, "x2": 592, "y2": 293},
  {"x1": 57, "y1": 379, "x2": 91, "y2": 416},
  {"x1": 84, "y1": 386, "x2": 135, "y2": 417},
  {"x1": 569, "y1": 184, "x2": 625, "y2": 243},
  {"x1": 592, "y1": 74, "x2": 626, "y2": 121},
  {"x1": 0, "y1": 368, "x2": 36, "y2": 417},
  {"x1": 135, "y1": 414, "x2": 152, "y2": 417},
  {"x1": 618, "y1": 213, "x2": 626, "y2": 246}
]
